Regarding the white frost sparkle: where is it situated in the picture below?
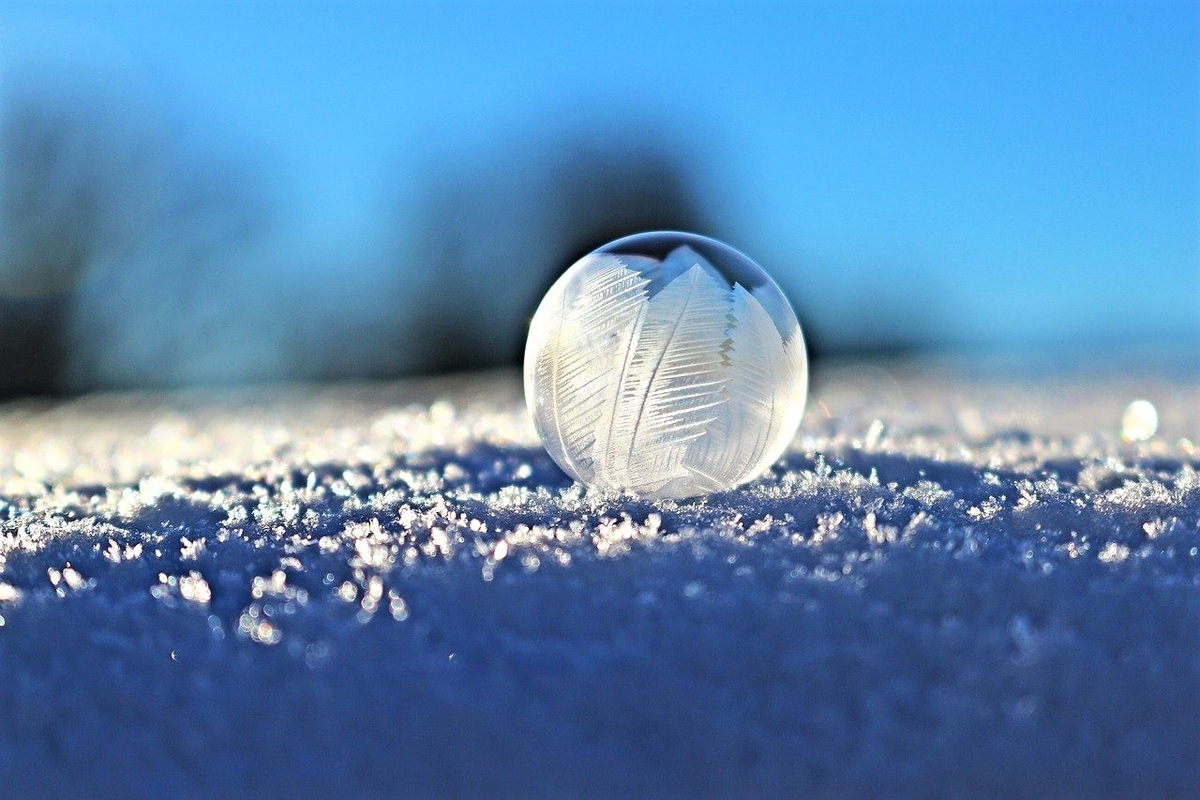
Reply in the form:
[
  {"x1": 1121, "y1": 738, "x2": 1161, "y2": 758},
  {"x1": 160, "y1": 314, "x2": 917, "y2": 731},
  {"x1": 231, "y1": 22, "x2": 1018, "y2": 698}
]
[{"x1": 1121, "y1": 399, "x2": 1158, "y2": 442}]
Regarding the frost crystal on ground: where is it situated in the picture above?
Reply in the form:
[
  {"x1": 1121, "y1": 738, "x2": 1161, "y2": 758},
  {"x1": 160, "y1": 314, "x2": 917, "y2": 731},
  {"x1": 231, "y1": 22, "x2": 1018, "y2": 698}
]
[{"x1": 0, "y1": 363, "x2": 1196, "y2": 794}]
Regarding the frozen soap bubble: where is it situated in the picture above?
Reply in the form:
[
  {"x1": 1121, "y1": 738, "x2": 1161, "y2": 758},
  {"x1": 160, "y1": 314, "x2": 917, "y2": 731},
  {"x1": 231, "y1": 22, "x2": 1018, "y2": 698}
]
[{"x1": 525, "y1": 231, "x2": 808, "y2": 499}]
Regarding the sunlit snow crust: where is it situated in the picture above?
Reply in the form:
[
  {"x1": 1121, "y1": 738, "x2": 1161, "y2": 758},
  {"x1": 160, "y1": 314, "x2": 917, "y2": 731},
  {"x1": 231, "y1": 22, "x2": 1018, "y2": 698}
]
[{"x1": 0, "y1": 366, "x2": 1196, "y2": 794}]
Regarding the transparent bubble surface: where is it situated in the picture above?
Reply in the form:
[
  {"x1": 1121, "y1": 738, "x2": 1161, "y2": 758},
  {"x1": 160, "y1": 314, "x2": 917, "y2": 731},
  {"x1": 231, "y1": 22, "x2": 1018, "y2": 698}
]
[{"x1": 525, "y1": 231, "x2": 808, "y2": 499}]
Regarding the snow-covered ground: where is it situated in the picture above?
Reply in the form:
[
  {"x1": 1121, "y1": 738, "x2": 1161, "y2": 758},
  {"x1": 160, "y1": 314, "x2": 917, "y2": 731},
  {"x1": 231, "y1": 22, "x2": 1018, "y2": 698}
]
[{"x1": 0, "y1": 362, "x2": 1196, "y2": 795}]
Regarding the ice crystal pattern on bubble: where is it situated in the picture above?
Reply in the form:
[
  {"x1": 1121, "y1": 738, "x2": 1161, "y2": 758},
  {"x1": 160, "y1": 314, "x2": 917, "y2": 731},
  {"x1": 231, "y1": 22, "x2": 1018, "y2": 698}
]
[{"x1": 526, "y1": 243, "x2": 807, "y2": 499}]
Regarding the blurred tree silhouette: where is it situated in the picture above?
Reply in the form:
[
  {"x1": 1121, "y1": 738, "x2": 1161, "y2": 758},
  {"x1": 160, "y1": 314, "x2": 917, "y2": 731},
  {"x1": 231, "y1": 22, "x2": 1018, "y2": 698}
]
[
  {"x1": 0, "y1": 297, "x2": 65, "y2": 397},
  {"x1": 401, "y1": 129, "x2": 716, "y2": 375},
  {"x1": 0, "y1": 72, "x2": 278, "y2": 397},
  {"x1": 63, "y1": 155, "x2": 277, "y2": 392},
  {"x1": 0, "y1": 85, "x2": 151, "y2": 297},
  {"x1": 0, "y1": 80, "x2": 158, "y2": 396},
  {"x1": 545, "y1": 137, "x2": 713, "y2": 276},
  {"x1": 1, "y1": 78, "x2": 921, "y2": 398}
]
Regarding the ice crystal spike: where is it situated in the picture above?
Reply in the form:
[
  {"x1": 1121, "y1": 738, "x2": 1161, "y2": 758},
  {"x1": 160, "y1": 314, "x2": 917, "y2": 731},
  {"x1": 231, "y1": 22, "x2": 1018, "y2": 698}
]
[{"x1": 524, "y1": 231, "x2": 808, "y2": 499}]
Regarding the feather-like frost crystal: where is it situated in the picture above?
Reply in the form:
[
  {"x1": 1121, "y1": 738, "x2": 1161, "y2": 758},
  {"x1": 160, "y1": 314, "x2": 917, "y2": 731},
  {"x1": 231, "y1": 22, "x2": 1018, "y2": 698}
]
[{"x1": 525, "y1": 232, "x2": 808, "y2": 499}]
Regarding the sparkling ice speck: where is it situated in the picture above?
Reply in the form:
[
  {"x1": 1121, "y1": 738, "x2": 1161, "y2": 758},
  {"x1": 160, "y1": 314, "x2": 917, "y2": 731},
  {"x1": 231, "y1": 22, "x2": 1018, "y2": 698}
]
[{"x1": 524, "y1": 232, "x2": 808, "y2": 499}]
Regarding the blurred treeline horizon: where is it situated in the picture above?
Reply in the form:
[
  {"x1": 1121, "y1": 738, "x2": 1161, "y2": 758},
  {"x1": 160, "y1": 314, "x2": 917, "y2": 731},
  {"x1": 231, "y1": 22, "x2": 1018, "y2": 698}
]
[
  {"x1": 0, "y1": 71, "x2": 726, "y2": 395},
  {"x1": 0, "y1": 2, "x2": 1196, "y2": 399}
]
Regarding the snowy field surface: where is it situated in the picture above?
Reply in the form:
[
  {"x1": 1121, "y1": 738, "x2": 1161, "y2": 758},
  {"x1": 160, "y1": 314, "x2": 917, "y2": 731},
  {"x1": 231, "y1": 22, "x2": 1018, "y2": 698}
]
[{"x1": 0, "y1": 363, "x2": 1196, "y2": 795}]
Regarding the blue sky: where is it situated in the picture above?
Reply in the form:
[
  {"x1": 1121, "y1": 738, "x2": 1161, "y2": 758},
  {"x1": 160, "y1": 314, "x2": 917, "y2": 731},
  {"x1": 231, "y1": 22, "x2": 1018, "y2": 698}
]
[{"x1": 1, "y1": 0, "x2": 1197, "y2": 357}]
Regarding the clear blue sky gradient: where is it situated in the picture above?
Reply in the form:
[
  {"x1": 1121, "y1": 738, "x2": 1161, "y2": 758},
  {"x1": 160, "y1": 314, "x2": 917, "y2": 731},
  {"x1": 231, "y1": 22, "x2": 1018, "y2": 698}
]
[{"x1": 2, "y1": 0, "x2": 1197, "y2": 353}]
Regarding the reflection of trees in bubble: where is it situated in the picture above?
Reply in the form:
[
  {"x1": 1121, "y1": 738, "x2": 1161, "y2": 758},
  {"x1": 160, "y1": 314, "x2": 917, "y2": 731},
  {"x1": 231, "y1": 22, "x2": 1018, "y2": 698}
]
[{"x1": 400, "y1": 129, "x2": 717, "y2": 375}]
